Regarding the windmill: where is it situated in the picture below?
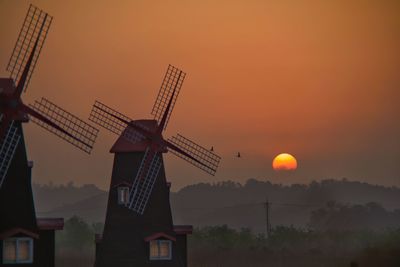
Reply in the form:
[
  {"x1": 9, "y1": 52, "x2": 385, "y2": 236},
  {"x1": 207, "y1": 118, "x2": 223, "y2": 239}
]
[
  {"x1": 0, "y1": 4, "x2": 99, "y2": 189},
  {"x1": 89, "y1": 65, "x2": 220, "y2": 215},
  {"x1": 0, "y1": 5, "x2": 98, "y2": 266},
  {"x1": 90, "y1": 65, "x2": 220, "y2": 266}
]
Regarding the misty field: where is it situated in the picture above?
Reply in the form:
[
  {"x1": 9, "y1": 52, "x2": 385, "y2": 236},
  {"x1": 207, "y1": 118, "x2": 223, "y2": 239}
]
[
  {"x1": 55, "y1": 243, "x2": 399, "y2": 267},
  {"x1": 56, "y1": 249, "x2": 399, "y2": 267},
  {"x1": 56, "y1": 248, "x2": 352, "y2": 267},
  {"x1": 55, "y1": 217, "x2": 400, "y2": 267},
  {"x1": 56, "y1": 248, "x2": 94, "y2": 267}
]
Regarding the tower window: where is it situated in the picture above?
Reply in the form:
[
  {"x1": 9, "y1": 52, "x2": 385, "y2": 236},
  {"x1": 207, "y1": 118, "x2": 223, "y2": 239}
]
[
  {"x1": 2, "y1": 238, "x2": 34, "y2": 264},
  {"x1": 149, "y1": 240, "x2": 172, "y2": 260},
  {"x1": 117, "y1": 186, "x2": 129, "y2": 205}
]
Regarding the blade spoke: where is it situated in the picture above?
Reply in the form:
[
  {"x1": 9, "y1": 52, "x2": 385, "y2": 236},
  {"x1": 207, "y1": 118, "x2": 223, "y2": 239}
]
[
  {"x1": 151, "y1": 65, "x2": 186, "y2": 130},
  {"x1": 0, "y1": 121, "x2": 21, "y2": 189},
  {"x1": 7, "y1": 4, "x2": 53, "y2": 92},
  {"x1": 89, "y1": 101, "x2": 149, "y2": 144},
  {"x1": 128, "y1": 149, "x2": 162, "y2": 214},
  {"x1": 28, "y1": 98, "x2": 99, "y2": 154},
  {"x1": 168, "y1": 134, "x2": 221, "y2": 176}
]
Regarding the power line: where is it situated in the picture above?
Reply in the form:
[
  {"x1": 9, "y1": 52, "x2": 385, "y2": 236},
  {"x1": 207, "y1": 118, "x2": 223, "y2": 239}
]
[{"x1": 271, "y1": 202, "x2": 323, "y2": 208}]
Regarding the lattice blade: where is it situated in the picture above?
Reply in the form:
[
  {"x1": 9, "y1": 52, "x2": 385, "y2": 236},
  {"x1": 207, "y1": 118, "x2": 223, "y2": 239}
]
[
  {"x1": 89, "y1": 101, "x2": 148, "y2": 144},
  {"x1": 7, "y1": 4, "x2": 53, "y2": 92},
  {"x1": 28, "y1": 98, "x2": 98, "y2": 154},
  {"x1": 168, "y1": 134, "x2": 221, "y2": 176},
  {"x1": 0, "y1": 121, "x2": 21, "y2": 189},
  {"x1": 151, "y1": 65, "x2": 186, "y2": 130},
  {"x1": 128, "y1": 149, "x2": 162, "y2": 215}
]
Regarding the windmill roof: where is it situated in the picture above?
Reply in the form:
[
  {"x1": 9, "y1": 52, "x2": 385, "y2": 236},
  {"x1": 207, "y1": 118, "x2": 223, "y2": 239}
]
[
  {"x1": 144, "y1": 232, "x2": 176, "y2": 242},
  {"x1": 0, "y1": 78, "x2": 29, "y2": 122},
  {"x1": 173, "y1": 225, "x2": 193, "y2": 235},
  {"x1": 0, "y1": 228, "x2": 39, "y2": 240},
  {"x1": 37, "y1": 218, "x2": 64, "y2": 230},
  {"x1": 0, "y1": 78, "x2": 15, "y2": 94},
  {"x1": 112, "y1": 181, "x2": 132, "y2": 188},
  {"x1": 110, "y1": 119, "x2": 158, "y2": 153},
  {"x1": 95, "y1": 225, "x2": 192, "y2": 244}
]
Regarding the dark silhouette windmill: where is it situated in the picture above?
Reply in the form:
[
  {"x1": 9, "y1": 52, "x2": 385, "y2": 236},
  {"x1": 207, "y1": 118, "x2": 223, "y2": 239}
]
[
  {"x1": 0, "y1": 5, "x2": 98, "y2": 266},
  {"x1": 0, "y1": 5, "x2": 98, "y2": 189},
  {"x1": 90, "y1": 65, "x2": 220, "y2": 266}
]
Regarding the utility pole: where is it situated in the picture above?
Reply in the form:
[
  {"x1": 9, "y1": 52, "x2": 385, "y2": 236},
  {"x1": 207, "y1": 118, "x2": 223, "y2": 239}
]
[{"x1": 264, "y1": 197, "x2": 271, "y2": 238}]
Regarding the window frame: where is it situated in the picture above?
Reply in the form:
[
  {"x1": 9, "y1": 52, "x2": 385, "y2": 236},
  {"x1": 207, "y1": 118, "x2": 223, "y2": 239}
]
[
  {"x1": 117, "y1": 186, "x2": 130, "y2": 205},
  {"x1": 149, "y1": 239, "x2": 172, "y2": 260},
  {"x1": 2, "y1": 237, "x2": 34, "y2": 264}
]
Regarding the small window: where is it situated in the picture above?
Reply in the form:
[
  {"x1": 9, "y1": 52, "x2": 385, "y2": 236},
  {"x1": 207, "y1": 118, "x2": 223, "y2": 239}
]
[
  {"x1": 149, "y1": 240, "x2": 172, "y2": 260},
  {"x1": 117, "y1": 186, "x2": 129, "y2": 205},
  {"x1": 2, "y1": 238, "x2": 34, "y2": 264}
]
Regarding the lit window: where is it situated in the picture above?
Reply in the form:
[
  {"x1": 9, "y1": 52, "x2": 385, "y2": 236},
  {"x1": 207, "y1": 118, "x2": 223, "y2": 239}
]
[
  {"x1": 149, "y1": 240, "x2": 172, "y2": 260},
  {"x1": 3, "y1": 240, "x2": 16, "y2": 262},
  {"x1": 117, "y1": 187, "x2": 129, "y2": 205},
  {"x1": 2, "y1": 238, "x2": 33, "y2": 264}
]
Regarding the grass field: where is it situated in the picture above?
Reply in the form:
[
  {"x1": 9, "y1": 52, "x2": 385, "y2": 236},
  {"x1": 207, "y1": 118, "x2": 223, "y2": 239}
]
[
  {"x1": 55, "y1": 243, "x2": 400, "y2": 267},
  {"x1": 55, "y1": 220, "x2": 400, "y2": 267},
  {"x1": 56, "y1": 248, "x2": 94, "y2": 267}
]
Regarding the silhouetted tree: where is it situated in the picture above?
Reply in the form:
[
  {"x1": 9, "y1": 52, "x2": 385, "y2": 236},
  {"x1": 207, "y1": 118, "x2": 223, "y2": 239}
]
[
  {"x1": 57, "y1": 216, "x2": 93, "y2": 248},
  {"x1": 309, "y1": 202, "x2": 400, "y2": 231}
]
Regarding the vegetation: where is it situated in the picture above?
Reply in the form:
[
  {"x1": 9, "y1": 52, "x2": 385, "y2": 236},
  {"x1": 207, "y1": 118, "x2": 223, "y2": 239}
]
[
  {"x1": 56, "y1": 216, "x2": 101, "y2": 267},
  {"x1": 189, "y1": 225, "x2": 400, "y2": 264},
  {"x1": 310, "y1": 201, "x2": 400, "y2": 231},
  {"x1": 55, "y1": 206, "x2": 400, "y2": 267}
]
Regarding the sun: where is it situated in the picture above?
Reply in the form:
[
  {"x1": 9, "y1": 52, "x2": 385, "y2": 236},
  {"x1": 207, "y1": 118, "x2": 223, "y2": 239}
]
[{"x1": 272, "y1": 153, "x2": 298, "y2": 171}]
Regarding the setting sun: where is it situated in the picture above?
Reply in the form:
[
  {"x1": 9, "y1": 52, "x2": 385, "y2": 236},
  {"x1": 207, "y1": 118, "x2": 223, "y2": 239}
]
[{"x1": 272, "y1": 153, "x2": 298, "y2": 171}]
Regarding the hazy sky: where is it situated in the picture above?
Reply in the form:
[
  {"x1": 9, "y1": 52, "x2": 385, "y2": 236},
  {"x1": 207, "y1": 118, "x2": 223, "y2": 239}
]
[{"x1": 1, "y1": 0, "x2": 399, "y2": 190}]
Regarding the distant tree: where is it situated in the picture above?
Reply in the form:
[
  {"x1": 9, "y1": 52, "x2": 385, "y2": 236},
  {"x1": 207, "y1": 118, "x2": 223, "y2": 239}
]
[
  {"x1": 57, "y1": 216, "x2": 94, "y2": 249},
  {"x1": 206, "y1": 225, "x2": 237, "y2": 249},
  {"x1": 309, "y1": 202, "x2": 400, "y2": 231},
  {"x1": 92, "y1": 222, "x2": 104, "y2": 234},
  {"x1": 191, "y1": 225, "x2": 259, "y2": 249},
  {"x1": 268, "y1": 225, "x2": 311, "y2": 249}
]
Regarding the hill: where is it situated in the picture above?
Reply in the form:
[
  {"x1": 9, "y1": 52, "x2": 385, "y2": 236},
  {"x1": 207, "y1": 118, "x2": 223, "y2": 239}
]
[{"x1": 33, "y1": 178, "x2": 400, "y2": 231}]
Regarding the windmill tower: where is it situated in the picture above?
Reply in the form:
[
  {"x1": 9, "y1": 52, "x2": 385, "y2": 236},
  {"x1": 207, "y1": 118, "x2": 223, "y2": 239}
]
[
  {"x1": 90, "y1": 65, "x2": 221, "y2": 267},
  {"x1": 0, "y1": 5, "x2": 98, "y2": 266}
]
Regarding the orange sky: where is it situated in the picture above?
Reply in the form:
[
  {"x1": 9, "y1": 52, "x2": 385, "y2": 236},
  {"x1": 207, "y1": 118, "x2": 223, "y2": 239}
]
[{"x1": 0, "y1": 0, "x2": 399, "y2": 190}]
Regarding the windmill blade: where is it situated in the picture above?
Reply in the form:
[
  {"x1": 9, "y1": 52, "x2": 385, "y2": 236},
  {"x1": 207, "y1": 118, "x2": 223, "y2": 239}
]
[
  {"x1": 27, "y1": 98, "x2": 98, "y2": 154},
  {"x1": 151, "y1": 65, "x2": 186, "y2": 130},
  {"x1": 128, "y1": 148, "x2": 162, "y2": 214},
  {"x1": 89, "y1": 101, "x2": 148, "y2": 144},
  {"x1": 7, "y1": 4, "x2": 53, "y2": 92},
  {"x1": 0, "y1": 120, "x2": 21, "y2": 189},
  {"x1": 167, "y1": 134, "x2": 221, "y2": 176}
]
